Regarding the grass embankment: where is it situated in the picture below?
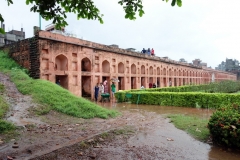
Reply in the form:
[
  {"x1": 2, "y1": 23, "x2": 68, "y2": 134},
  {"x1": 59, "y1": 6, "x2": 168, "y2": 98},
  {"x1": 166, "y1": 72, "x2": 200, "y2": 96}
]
[
  {"x1": 0, "y1": 51, "x2": 118, "y2": 119},
  {"x1": 0, "y1": 84, "x2": 15, "y2": 134},
  {"x1": 167, "y1": 114, "x2": 210, "y2": 141}
]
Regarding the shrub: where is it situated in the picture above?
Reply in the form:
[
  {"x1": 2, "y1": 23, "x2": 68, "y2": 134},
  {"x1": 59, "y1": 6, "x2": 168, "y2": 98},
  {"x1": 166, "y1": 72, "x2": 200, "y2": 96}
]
[
  {"x1": 115, "y1": 91, "x2": 240, "y2": 109},
  {"x1": 128, "y1": 81, "x2": 240, "y2": 93},
  {"x1": 208, "y1": 104, "x2": 240, "y2": 148},
  {"x1": 0, "y1": 120, "x2": 15, "y2": 133}
]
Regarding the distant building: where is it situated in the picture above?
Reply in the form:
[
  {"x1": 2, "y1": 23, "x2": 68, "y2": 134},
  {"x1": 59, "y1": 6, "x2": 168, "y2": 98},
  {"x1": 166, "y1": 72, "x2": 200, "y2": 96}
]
[
  {"x1": 0, "y1": 23, "x2": 25, "y2": 47},
  {"x1": 109, "y1": 44, "x2": 119, "y2": 48},
  {"x1": 215, "y1": 61, "x2": 226, "y2": 71},
  {"x1": 225, "y1": 58, "x2": 239, "y2": 72},
  {"x1": 215, "y1": 58, "x2": 240, "y2": 80},
  {"x1": 192, "y1": 59, "x2": 207, "y2": 67},
  {"x1": 179, "y1": 58, "x2": 187, "y2": 63},
  {"x1": 45, "y1": 24, "x2": 65, "y2": 32},
  {"x1": 126, "y1": 48, "x2": 136, "y2": 52}
]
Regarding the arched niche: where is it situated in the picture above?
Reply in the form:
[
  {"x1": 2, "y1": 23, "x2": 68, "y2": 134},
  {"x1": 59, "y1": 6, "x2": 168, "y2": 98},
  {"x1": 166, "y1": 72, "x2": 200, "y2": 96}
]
[
  {"x1": 163, "y1": 68, "x2": 166, "y2": 75},
  {"x1": 81, "y1": 57, "x2": 91, "y2": 72},
  {"x1": 184, "y1": 71, "x2": 187, "y2": 76},
  {"x1": 157, "y1": 67, "x2": 160, "y2": 75},
  {"x1": 102, "y1": 60, "x2": 110, "y2": 73},
  {"x1": 141, "y1": 65, "x2": 145, "y2": 74},
  {"x1": 118, "y1": 62, "x2": 124, "y2": 73},
  {"x1": 131, "y1": 64, "x2": 136, "y2": 74},
  {"x1": 149, "y1": 66, "x2": 153, "y2": 75},
  {"x1": 169, "y1": 69, "x2": 172, "y2": 76},
  {"x1": 55, "y1": 54, "x2": 68, "y2": 71}
]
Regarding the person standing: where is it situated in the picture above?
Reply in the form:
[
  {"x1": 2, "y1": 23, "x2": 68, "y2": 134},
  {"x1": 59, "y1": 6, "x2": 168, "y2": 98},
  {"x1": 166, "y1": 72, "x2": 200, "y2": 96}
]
[
  {"x1": 99, "y1": 83, "x2": 104, "y2": 101},
  {"x1": 141, "y1": 48, "x2": 146, "y2": 54},
  {"x1": 147, "y1": 48, "x2": 151, "y2": 55},
  {"x1": 153, "y1": 83, "x2": 156, "y2": 88},
  {"x1": 151, "y1": 48, "x2": 154, "y2": 56},
  {"x1": 111, "y1": 82, "x2": 116, "y2": 99},
  {"x1": 56, "y1": 79, "x2": 61, "y2": 86},
  {"x1": 103, "y1": 80, "x2": 108, "y2": 93},
  {"x1": 149, "y1": 83, "x2": 152, "y2": 88},
  {"x1": 94, "y1": 83, "x2": 99, "y2": 102}
]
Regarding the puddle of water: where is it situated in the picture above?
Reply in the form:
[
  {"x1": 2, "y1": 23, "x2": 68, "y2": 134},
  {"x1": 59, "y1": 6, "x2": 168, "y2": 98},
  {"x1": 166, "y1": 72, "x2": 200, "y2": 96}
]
[
  {"x1": 99, "y1": 101, "x2": 240, "y2": 160},
  {"x1": 100, "y1": 101, "x2": 213, "y2": 118}
]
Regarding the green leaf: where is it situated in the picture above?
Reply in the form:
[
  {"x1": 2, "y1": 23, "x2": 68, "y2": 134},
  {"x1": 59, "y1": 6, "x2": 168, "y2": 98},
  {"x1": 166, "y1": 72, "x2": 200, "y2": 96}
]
[
  {"x1": 177, "y1": 0, "x2": 182, "y2": 7},
  {"x1": 171, "y1": 0, "x2": 176, "y2": 6},
  {"x1": 139, "y1": 10, "x2": 144, "y2": 17},
  {"x1": 26, "y1": 0, "x2": 30, "y2": 5}
]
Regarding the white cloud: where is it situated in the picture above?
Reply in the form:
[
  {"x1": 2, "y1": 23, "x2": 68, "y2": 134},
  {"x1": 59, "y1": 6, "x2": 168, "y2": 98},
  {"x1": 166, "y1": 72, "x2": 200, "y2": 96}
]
[{"x1": 1, "y1": 0, "x2": 240, "y2": 68}]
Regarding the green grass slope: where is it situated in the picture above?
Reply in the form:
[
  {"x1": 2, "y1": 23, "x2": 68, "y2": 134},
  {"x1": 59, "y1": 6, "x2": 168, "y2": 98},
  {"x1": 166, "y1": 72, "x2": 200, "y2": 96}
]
[{"x1": 0, "y1": 51, "x2": 118, "y2": 119}]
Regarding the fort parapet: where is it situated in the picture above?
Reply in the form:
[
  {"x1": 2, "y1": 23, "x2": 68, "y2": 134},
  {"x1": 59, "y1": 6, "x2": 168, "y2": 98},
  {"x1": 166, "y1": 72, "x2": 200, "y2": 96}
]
[{"x1": 1, "y1": 30, "x2": 237, "y2": 99}]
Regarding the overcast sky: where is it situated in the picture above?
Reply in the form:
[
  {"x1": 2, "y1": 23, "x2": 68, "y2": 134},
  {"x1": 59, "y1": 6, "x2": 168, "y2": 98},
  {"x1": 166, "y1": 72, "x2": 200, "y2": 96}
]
[{"x1": 1, "y1": 0, "x2": 240, "y2": 68}]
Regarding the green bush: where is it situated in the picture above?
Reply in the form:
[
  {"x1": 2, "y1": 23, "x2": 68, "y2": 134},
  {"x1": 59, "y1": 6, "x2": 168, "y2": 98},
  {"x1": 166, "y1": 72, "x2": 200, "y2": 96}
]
[
  {"x1": 208, "y1": 104, "x2": 240, "y2": 148},
  {"x1": 115, "y1": 91, "x2": 240, "y2": 109},
  {"x1": 129, "y1": 81, "x2": 240, "y2": 94}
]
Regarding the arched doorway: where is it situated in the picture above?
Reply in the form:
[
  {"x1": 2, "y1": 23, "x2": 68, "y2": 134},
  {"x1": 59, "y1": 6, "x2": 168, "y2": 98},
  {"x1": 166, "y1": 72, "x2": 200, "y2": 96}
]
[
  {"x1": 118, "y1": 62, "x2": 124, "y2": 90},
  {"x1": 102, "y1": 60, "x2": 110, "y2": 93},
  {"x1": 141, "y1": 65, "x2": 145, "y2": 87},
  {"x1": 81, "y1": 57, "x2": 92, "y2": 98},
  {"x1": 55, "y1": 54, "x2": 68, "y2": 89},
  {"x1": 131, "y1": 64, "x2": 137, "y2": 89}
]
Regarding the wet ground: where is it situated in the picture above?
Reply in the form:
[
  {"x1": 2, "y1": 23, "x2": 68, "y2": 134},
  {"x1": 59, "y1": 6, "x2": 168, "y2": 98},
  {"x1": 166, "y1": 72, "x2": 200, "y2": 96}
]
[
  {"x1": 0, "y1": 72, "x2": 240, "y2": 159},
  {"x1": 101, "y1": 102, "x2": 240, "y2": 160}
]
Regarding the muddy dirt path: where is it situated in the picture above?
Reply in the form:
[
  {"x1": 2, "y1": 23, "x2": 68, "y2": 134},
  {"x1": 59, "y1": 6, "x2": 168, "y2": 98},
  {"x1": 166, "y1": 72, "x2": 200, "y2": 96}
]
[{"x1": 0, "y1": 73, "x2": 44, "y2": 127}]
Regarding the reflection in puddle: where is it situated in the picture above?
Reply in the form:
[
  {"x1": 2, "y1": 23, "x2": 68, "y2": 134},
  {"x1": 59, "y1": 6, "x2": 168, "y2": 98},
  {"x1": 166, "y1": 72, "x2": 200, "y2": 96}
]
[{"x1": 100, "y1": 102, "x2": 240, "y2": 160}]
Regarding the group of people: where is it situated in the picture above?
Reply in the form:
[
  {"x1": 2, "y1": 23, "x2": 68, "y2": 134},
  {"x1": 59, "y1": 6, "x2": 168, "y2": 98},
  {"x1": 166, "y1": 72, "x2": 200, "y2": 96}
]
[
  {"x1": 94, "y1": 80, "x2": 116, "y2": 102},
  {"x1": 141, "y1": 48, "x2": 155, "y2": 56},
  {"x1": 148, "y1": 83, "x2": 157, "y2": 88}
]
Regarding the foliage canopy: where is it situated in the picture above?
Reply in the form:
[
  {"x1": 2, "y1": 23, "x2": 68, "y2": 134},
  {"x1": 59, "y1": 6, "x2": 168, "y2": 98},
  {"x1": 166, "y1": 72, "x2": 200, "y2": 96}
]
[{"x1": 0, "y1": 0, "x2": 182, "y2": 33}]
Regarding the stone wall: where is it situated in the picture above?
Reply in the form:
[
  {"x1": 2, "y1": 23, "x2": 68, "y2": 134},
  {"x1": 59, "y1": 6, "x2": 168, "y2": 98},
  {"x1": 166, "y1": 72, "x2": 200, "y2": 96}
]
[{"x1": 1, "y1": 37, "x2": 40, "y2": 78}]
